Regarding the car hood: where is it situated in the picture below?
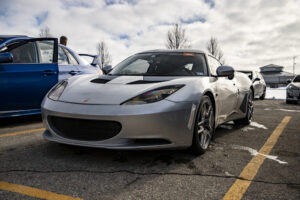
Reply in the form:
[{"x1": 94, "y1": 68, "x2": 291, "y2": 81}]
[
  {"x1": 291, "y1": 82, "x2": 300, "y2": 88},
  {"x1": 58, "y1": 74, "x2": 201, "y2": 105}
]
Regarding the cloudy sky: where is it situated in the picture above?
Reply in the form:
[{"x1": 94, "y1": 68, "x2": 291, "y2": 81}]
[{"x1": 1, "y1": 0, "x2": 300, "y2": 73}]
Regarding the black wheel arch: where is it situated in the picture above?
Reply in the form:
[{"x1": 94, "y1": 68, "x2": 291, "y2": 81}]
[{"x1": 203, "y1": 91, "x2": 216, "y2": 129}]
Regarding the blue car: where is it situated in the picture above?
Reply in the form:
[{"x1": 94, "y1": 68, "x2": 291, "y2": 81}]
[{"x1": 0, "y1": 35, "x2": 101, "y2": 118}]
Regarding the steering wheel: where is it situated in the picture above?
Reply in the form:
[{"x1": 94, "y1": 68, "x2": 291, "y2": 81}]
[{"x1": 181, "y1": 67, "x2": 196, "y2": 76}]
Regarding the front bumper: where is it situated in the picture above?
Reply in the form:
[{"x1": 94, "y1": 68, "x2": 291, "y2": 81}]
[
  {"x1": 286, "y1": 89, "x2": 300, "y2": 102},
  {"x1": 41, "y1": 98, "x2": 197, "y2": 149}
]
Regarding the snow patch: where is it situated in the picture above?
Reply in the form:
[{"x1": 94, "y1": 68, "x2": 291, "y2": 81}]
[
  {"x1": 278, "y1": 109, "x2": 300, "y2": 113},
  {"x1": 225, "y1": 171, "x2": 235, "y2": 177},
  {"x1": 219, "y1": 125, "x2": 234, "y2": 130},
  {"x1": 241, "y1": 127, "x2": 255, "y2": 132},
  {"x1": 265, "y1": 87, "x2": 286, "y2": 100},
  {"x1": 250, "y1": 121, "x2": 268, "y2": 129},
  {"x1": 232, "y1": 145, "x2": 288, "y2": 165}
]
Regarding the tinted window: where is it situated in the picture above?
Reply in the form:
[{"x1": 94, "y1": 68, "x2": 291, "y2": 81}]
[
  {"x1": 65, "y1": 49, "x2": 79, "y2": 65},
  {"x1": 36, "y1": 41, "x2": 54, "y2": 63},
  {"x1": 294, "y1": 75, "x2": 300, "y2": 82},
  {"x1": 207, "y1": 55, "x2": 221, "y2": 75},
  {"x1": 110, "y1": 53, "x2": 208, "y2": 76},
  {"x1": 10, "y1": 42, "x2": 37, "y2": 64},
  {"x1": 58, "y1": 47, "x2": 69, "y2": 65}
]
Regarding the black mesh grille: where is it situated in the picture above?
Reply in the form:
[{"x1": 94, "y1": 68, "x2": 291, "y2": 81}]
[{"x1": 48, "y1": 116, "x2": 122, "y2": 141}]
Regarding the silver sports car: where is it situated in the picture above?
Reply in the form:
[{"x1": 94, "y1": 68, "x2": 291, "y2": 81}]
[
  {"x1": 42, "y1": 50, "x2": 253, "y2": 154},
  {"x1": 286, "y1": 74, "x2": 300, "y2": 104}
]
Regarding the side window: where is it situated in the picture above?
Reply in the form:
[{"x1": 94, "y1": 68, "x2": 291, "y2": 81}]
[
  {"x1": 10, "y1": 42, "x2": 37, "y2": 64},
  {"x1": 36, "y1": 41, "x2": 54, "y2": 63},
  {"x1": 58, "y1": 47, "x2": 69, "y2": 65},
  {"x1": 64, "y1": 49, "x2": 79, "y2": 65},
  {"x1": 207, "y1": 56, "x2": 221, "y2": 75}
]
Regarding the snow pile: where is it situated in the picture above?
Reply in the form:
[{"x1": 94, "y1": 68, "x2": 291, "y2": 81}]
[
  {"x1": 232, "y1": 145, "x2": 287, "y2": 165},
  {"x1": 265, "y1": 87, "x2": 286, "y2": 100}
]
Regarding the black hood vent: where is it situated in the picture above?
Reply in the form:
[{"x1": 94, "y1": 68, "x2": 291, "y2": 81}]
[
  {"x1": 90, "y1": 78, "x2": 111, "y2": 84},
  {"x1": 127, "y1": 80, "x2": 165, "y2": 84}
]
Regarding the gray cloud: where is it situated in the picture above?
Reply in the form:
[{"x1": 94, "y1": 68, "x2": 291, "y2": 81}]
[{"x1": 0, "y1": 0, "x2": 299, "y2": 73}]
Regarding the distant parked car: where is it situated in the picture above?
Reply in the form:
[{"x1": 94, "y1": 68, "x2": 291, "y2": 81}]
[
  {"x1": 286, "y1": 74, "x2": 300, "y2": 104},
  {"x1": 0, "y1": 35, "x2": 101, "y2": 118},
  {"x1": 238, "y1": 70, "x2": 266, "y2": 99}
]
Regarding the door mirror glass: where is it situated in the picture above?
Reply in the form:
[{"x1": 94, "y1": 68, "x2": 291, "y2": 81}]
[
  {"x1": 102, "y1": 65, "x2": 112, "y2": 74},
  {"x1": 0, "y1": 52, "x2": 13, "y2": 63},
  {"x1": 216, "y1": 66, "x2": 234, "y2": 79},
  {"x1": 287, "y1": 79, "x2": 292, "y2": 84}
]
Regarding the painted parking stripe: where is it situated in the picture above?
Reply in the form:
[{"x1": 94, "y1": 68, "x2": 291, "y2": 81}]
[
  {"x1": 0, "y1": 181, "x2": 83, "y2": 200},
  {"x1": 0, "y1": 128, "x2": 45, "y2": 138},
  {"x1": 223, "y1": 116, "x2": 291, "y2": 200}
]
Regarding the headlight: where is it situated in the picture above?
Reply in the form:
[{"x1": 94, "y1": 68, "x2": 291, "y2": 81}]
[
  {"x1": 122, "y1": 85, "x2": 184, "y2": 105},
  {"x1": 48, "y1": 81, "x2": 68, "y2": 101},
  {"x1": 288, "y1": 84, "x2": 299, "y2": 90}
]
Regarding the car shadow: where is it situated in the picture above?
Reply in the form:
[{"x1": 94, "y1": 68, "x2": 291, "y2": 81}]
[{"x1": 0, "y1": 114, "x2": 42, "y2": 128}]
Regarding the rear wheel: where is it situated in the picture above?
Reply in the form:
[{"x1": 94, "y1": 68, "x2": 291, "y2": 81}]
[
  {"x1": 259, "y1": 88, "x2": 266, "y2": 100},
  {"x1": 191, "y1": 96, "x2": 215, "y2": 155},
  {"x1": 235, "y1": 89, "x2": 253, "y2": 125}
]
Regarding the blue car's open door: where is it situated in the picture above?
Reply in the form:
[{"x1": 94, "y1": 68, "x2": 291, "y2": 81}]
[{"x1": 0, "y1": 38, "x2": 58, "y2": 117}]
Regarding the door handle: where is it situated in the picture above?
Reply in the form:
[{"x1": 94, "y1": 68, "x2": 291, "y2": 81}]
[
  {"x1": 69, "y1": 70, "x2": 79, "y2": 75},
  {"x1": 42, "y1": 70, "x2": 57, "y2": 76}
]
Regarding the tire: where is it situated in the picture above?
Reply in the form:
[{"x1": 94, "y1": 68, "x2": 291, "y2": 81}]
[
  {"x1": 191, "y1": 95, "x2": 215, "y2": 155},
  {"x1": 234, "y1": 89, "x2": 253, "y2": 125},
  {"x1": 259, "y1": 88, "x2": 266, "y2": 100},
  {"x1": 286, "y1": 100, "x2": 293, "y2": 104}
]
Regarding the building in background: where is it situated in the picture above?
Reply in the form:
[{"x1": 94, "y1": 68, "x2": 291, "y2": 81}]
[{"x1": 260, "y1": 64, "x2": 294, "y2": 88}]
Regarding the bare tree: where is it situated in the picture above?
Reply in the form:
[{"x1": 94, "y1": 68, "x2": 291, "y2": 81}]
[
  {"x1": 97, "y1": 41, "x2": 112, "y2": 69},
  {"x1": 165, "y1": 23, "x2": 191, "y2": 49},
  {"x1": 206, "y1": 37, "x2": 225, "y2": 65},
  {"x1": 39, "y1": 26, "x2": 52, "y2": 37}
]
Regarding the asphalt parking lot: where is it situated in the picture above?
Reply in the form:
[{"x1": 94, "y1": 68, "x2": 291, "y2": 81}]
[{"x1": 0, "y1": 100, "x2": 299, "y2": 200}]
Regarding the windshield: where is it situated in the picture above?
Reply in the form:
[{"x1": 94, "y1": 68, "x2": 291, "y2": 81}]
[
  {"x1": 293, "y1": 75, "x2": 300, "y2": 82},
  {"x1": 240, "y1": 71, "x2": 253, "y2": 80},
  {"x1": 109, "y1": 52, "x2": 208, "y2": 76}
]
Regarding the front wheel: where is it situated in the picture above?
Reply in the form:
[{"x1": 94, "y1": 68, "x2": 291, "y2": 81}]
[
  {"x1": 191, "y1": 96, "x2": 215, "y2": 155},
  {"x1": 234, "y1": 89, "x2": 253, "y2": 125}
]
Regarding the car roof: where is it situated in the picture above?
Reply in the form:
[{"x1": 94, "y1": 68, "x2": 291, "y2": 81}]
[
  {"x1": 0, "y1": 35, "x2": 28, "y2": 39},
  {"x1": 138, "y1": 49, "x2": 206, "y2": 54}
]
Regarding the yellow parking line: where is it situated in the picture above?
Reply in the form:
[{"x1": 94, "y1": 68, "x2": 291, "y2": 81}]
[
  {"x1": 0, "y1": 181, "x2": 83, "y2": 200},
  {"x1": 223, "y1": 116, "x2": 291, "y2": 200},
  {"x1": 0, "y1": 128, "x2": 45, "y2": 138}
]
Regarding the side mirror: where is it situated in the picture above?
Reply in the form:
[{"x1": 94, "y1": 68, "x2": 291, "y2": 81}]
[
  {"x1": 0, "y1": 52, "x2": 13, "y2": 63},
  {"x1": 287, "y1": 79, "x2": 292, "y2": 84},
  {"x1": 102, "y1": 65, "x2": 112, "y2": 74},
  {"x1": 217, "y1": 66, "x2": 234, "y2": 79},
  {"x1": 91, "y1": 55, "x2": 101, "y2": 66},
  {"x1": 253, "y1": 77, "x2": 260, "y2": 82}
]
